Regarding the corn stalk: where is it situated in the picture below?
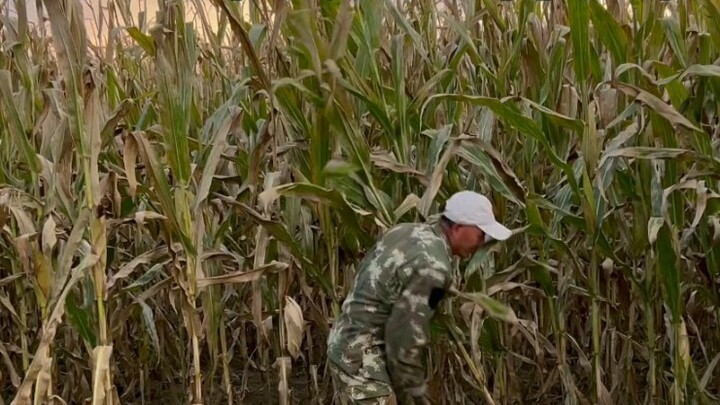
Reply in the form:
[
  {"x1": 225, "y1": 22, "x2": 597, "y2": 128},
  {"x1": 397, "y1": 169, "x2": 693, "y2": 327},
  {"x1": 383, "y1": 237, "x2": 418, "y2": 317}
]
[{"x1": 2, "y1": 0, "x2": 720, "y2": 404}]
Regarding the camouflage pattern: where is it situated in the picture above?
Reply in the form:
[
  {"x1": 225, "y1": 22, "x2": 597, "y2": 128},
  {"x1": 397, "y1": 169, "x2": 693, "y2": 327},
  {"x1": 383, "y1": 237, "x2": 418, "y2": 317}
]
[
  {"x1": 328, "y1": 361, "x2": 396, "y2": 404},
  {"x1": 326, "y1": 222, "x2": 454, "y2": 403}
]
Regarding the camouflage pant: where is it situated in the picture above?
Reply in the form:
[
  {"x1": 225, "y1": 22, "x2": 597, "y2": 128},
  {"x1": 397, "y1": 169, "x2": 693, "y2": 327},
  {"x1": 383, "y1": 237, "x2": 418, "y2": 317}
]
[{"x1": 328, "y1": 361, "x2": 397, "y2": 405}]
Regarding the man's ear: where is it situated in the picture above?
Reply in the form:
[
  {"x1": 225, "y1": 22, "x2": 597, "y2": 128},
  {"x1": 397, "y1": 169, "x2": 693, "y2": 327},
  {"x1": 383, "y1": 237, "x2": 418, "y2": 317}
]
[{"x1": 445, "y1": 224, "x2": 455, "y2": 240}]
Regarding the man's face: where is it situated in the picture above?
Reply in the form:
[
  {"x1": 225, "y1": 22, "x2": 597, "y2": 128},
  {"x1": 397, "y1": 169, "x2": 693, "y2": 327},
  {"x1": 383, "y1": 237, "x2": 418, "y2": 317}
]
[{"x1": 449, "y1": 224, "x2": 486, "y2": 258}]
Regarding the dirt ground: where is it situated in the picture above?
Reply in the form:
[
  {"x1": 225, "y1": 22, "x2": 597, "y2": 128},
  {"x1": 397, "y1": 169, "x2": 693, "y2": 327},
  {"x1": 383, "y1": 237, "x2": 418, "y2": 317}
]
[
  {"x1": 104, "y1": 364, "x2": 331, "y2": 405},
  {"x1": 232, "y1": 366, "x2": 331, "y2": 404}
]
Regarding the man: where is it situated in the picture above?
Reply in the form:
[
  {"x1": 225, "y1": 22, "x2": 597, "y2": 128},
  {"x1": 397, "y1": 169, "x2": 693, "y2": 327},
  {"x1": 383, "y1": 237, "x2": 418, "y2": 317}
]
[{"x1": 326, "y1": 190, "x2": 513, "y2": 404}]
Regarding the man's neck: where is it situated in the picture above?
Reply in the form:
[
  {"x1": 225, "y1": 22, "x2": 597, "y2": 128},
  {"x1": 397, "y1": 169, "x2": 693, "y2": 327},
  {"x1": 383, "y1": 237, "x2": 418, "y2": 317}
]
[{"x1": 432, "y1": 221, "x2": 453, "y2": 257}]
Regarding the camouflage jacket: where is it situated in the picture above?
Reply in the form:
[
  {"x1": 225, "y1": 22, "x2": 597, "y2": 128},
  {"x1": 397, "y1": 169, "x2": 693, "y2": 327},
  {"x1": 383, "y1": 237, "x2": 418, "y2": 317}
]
[{"x1": 326, "y1": 221, "x2": 454, "y2": 396}]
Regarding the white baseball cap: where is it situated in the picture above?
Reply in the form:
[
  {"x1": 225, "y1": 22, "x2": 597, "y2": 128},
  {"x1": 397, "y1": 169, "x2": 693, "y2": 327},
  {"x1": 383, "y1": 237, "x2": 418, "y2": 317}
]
[{"x1": 442, "y1": 190, "x2": 512, "y2": 241}]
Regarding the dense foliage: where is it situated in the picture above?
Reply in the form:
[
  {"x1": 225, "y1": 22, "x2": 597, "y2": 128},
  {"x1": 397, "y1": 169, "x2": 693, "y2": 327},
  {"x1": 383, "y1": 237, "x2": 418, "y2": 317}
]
[{"x1": 1, "y1": 0, "x2": 720, "y2": 403}]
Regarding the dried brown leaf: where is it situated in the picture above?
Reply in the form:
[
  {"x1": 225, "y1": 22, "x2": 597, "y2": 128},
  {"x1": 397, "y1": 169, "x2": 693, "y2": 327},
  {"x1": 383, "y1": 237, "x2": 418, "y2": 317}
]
[
  {"x1": 283, "y1": 296, "x2": 304, "y2": 359},
  {"x1": 418, "y1": 140, "x2": 458, "y2": 217},
  {"x1": 0, "y1": 342, "x2": 20, "y2": 387},
  {"x1": 613, "y1": 82, "x2": 704, "y2": 133},
  {"x1": 134, "y1": 211, "x2": 168, "y2": 226},
  {"x1": 11, "y1": 253, "x2": 98, "y2": 405},
  {"x1": 31, "y1": 350, "x2": 52, "y2": 405},
  {"x1": 106, "y1": 244, "x2": 174, "y2": 291},
  {"x1": 41, "y1": 216, "x2": 57, "y2": 257},
  {"x1": 196, "y1": 261, "x2": 289, "y2": 288},
  {"x1": 123, "y1": 134, "x2": 139, "y2": 198},
  {"x1": 91, "y1": 345, "x2": 113, "y2": 405}
]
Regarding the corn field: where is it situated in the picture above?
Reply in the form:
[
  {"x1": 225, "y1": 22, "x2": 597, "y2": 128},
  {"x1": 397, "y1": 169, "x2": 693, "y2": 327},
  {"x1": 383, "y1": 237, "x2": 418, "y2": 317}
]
[{"x1": 1, "y1": 0, "x2": 720, "y2": 403}]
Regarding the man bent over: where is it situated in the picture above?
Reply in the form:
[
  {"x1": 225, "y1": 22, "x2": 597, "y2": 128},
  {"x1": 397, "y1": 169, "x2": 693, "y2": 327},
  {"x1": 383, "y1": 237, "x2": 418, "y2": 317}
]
[{"x1": 326, "y1": 191, "x2": 513, "y2": 404}]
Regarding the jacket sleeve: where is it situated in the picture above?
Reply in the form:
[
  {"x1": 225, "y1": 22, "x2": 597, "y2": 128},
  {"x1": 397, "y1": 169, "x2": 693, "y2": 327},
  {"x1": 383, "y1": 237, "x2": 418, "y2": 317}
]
[{"x1": 384, "y1": 260, "x2": 450, "y2": 396}]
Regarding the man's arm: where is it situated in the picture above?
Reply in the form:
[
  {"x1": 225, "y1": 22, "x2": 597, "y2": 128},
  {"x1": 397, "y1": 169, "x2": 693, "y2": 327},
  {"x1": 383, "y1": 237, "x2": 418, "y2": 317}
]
[{"x1": 384, "y1": 264, "x2": 448, "y2": 397}]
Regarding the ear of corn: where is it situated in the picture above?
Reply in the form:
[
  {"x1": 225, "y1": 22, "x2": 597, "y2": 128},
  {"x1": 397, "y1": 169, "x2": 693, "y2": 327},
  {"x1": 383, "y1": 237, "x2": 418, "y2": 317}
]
[{"x1": 2, "y1": 0, "x2": 720, "y2": 403}]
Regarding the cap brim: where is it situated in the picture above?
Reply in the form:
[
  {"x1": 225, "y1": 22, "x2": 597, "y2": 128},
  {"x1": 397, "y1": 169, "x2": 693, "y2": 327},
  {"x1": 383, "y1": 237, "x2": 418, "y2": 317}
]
[{"x1": 478, "y1": 221, "x2": 512, "y2": 241}]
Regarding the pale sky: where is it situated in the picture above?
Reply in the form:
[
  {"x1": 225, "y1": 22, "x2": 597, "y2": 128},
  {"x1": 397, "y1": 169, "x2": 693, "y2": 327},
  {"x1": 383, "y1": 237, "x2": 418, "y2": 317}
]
[
  {"x1": 5, "y1": 0, "x2": 672, "y2": 47},
  {"x1": 8, "y1": 0, "x2": 243, "y2": 43},
  {"x1": 15, "y1": 0, "x2": 166, "y2": 25}
]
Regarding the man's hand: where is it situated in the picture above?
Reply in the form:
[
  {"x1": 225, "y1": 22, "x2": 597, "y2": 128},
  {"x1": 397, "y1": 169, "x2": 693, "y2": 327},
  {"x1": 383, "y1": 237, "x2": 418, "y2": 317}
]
[
  {"x1": 406, "y1": 384, "x2": 426, "y2": 397},
  {"x1": 415, "y1": 394, "x2": 433, "y2": 405},
  {"x1": 403, "y1": 385, "x2": 433, "y2": 404}
]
